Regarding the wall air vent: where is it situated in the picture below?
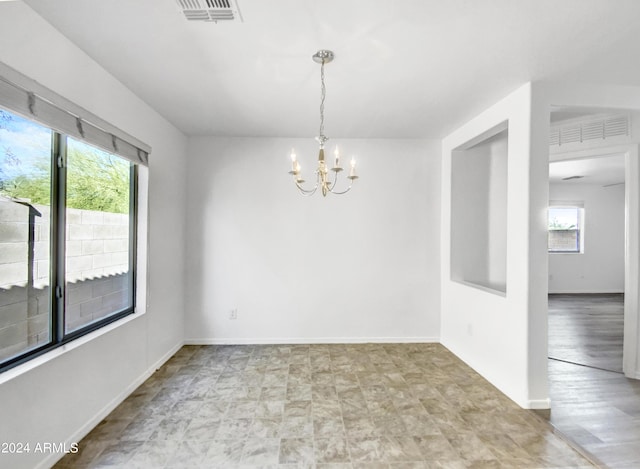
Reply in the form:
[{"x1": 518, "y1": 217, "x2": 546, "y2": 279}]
[
  {"x1": 175, "y1": 0, "x2": 243, "y2": 22},
  {"x1": 550, "y1": 113, "x2": 630, "y2": 146}
]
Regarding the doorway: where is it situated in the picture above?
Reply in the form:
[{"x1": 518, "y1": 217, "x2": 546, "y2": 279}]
[
  {"x1": 541, "y1": 110, "x2": 640, "y2": 466},
  {"x1": 547, "y1": 153, "x2": 626, "y2": 373}
]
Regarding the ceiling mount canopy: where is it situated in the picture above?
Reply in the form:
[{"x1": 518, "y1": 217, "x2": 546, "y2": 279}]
[
  {"x1": 312, "y1": 50, "x2": 334, "y2": 65},
  {"x1": 288, "y1": 50, "x2": 358, "y2": 197}
]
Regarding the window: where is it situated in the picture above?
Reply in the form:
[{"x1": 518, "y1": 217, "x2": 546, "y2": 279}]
[
  {"x1": 548, "y1": 205, "x2": 584, "y2": 253},
  {"x1": 0, "y1": 109, "x2": 137, "y2": 369},
  {"x1": 0, "y1": 111, "x2": 53, "y2": 361},
  {"x1": 0, "y1": 66, "x2": 148, "y2": 372},
  {"x1": 64, "y1": 138, "x2": 135, "y2": 334}
]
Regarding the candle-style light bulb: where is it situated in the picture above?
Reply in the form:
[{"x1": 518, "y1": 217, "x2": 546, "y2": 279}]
[
  {"x1": 349, "y1": 157, "x2": 357, "y2": 178},
  {"x1": 290, "y1": 149, "x2": 297, "y2": 172},
  {"x1": 334, "y1": 146, "x2": 340, "y2": 168},
  {"x1": 295, "y1": 161, "x2": 304, "y2": 183}
]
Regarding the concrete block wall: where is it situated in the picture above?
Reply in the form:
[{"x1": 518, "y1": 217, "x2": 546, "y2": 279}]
[
  {"x1": 62, "y1": 207, "x2": 129, "y2": 283},
  {"x1": 65, "y1": 273, "x2": 129, "y2": 332},
  {"x1": 0, "y1": 284, "x2": 48, "y2": 362},
  {"x1": 548, "y1": 229, "x2": 579, "y2": 252},
  {"x1": 0, "y1": 198, "x2": 130, "y2": 361},
  {"x1": 0, "y1": 199, "x2": 35, "y2": 288}
]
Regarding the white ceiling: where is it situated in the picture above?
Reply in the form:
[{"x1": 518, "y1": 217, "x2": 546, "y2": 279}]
[
  {"x1": 22, "y1": 0, "x2": 640, "y2": 138},
  {"x1": 549, "y1": 155, "x2": 626, "y2": 187}
]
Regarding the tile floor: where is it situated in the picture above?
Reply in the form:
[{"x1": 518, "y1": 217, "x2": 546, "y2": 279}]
[{"x1": 54, "y1": 343, "x2": 594, "y2": 468}]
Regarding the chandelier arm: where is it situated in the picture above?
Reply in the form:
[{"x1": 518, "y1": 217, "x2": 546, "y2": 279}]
[
  {"x1": 327, "y1": 181, "x2": 353, "y2": 195},
  {"x1": 295, "y1": 180, "x2": 319, "y2": 196},
  {"x1": 297, "y1": 186, "x2": 319, "y2": 197},
  {"x1": 325, "y1": 169, "x2": 353, "y2": 194},
  {"x1": 325, "y1": 167, "x2": 340, "y2": 191},
  {"x1": 294, "y1": 170, "x2": 320, "y2": 195}
]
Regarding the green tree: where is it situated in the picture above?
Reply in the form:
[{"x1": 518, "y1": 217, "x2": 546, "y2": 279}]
[
  {"x1": 66, "y1": 145, "x2": 130, "y2": 213},
  {"x1": 1, "y1": 143, "x2": 130, "y2": 214},
  {"x1": 548, "y1": 217, "x2": 576, "y2": 230}
]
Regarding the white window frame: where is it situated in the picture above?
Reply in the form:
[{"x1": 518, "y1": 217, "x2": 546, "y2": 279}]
[{"x1": 548, "y1": 201, "x2": 585, "y2": 254}]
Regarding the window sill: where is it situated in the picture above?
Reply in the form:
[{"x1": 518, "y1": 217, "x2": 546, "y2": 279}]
[
  {"x1": 0, "y1": 310, "x2": 143, "y2": 386},
  {"x1": 451, "y1": 278, "x2": 507, "y2": 297}
]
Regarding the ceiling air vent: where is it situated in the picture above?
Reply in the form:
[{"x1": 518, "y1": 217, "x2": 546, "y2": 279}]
[
  {"x1": 175, "y1": 0, "x2": 243, "y2": 22},
  {"x1": 550, "y1": 113, "x2": 630, "y2": 146}
]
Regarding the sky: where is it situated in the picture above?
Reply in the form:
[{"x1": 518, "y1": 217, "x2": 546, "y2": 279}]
[
  {"x1": 0, "y1": 108, "x2": 51, "y2": 180},
  {"x1": 549, "y1": 207, "x2": 580, "y2": 229},
  {"x1": 0, "y1": 107, "x2": 126, "y2": 183}
]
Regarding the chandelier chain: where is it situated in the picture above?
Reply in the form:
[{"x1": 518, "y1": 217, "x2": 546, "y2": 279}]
[{"x1": 319, "y1": 59, "x2": 326, "y2": 139}]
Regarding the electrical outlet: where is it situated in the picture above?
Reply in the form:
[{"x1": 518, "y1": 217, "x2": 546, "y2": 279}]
[{"x1": 229, "y1": 309, "x2": 238, "y2": 320}]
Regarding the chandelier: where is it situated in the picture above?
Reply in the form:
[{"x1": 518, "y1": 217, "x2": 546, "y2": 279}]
[{"x1": 288, "y1": 50, "x2": 358, "y2": 197}]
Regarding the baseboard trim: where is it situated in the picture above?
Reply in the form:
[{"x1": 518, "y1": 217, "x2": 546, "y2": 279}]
[
  {"x1": 526, "y1": 398, "x2": 551, "y2": 410},
  {"x1": 185, "y1": 336, "x2": 439, "y2": 345},
  {"x1": 40, "y1": 340, "x2": 184, "y2": 469}
]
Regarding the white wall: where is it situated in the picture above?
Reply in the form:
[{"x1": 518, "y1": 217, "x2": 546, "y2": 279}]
[
  {"x1": 441, "y1": 83, "x2": 551, "y2": 409},
  {"x1": 0, "y1": 3, "x2": 187, "y2": 469},
  {"x1": 185, "y1": 137, "x2": 440, "y2": 343},
  {"x1": 549, "y1": 183, "x2": 625, "y2": 293},
  {"x1": 442, "y1": 81, "x2": 640, "y2": 408}
]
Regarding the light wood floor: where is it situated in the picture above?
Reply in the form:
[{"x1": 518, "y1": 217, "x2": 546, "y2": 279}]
[
  {"x1": 548, "y1": 294, "x2": 624, "y2": 373},
  {"x1": 539, "y1": 294, "x2": 640, "y2": 468}
]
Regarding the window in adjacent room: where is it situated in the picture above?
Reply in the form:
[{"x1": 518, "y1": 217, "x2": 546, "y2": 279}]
[{"x1": 548, "y1": 204, "x2": 584, "y2": 253}]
